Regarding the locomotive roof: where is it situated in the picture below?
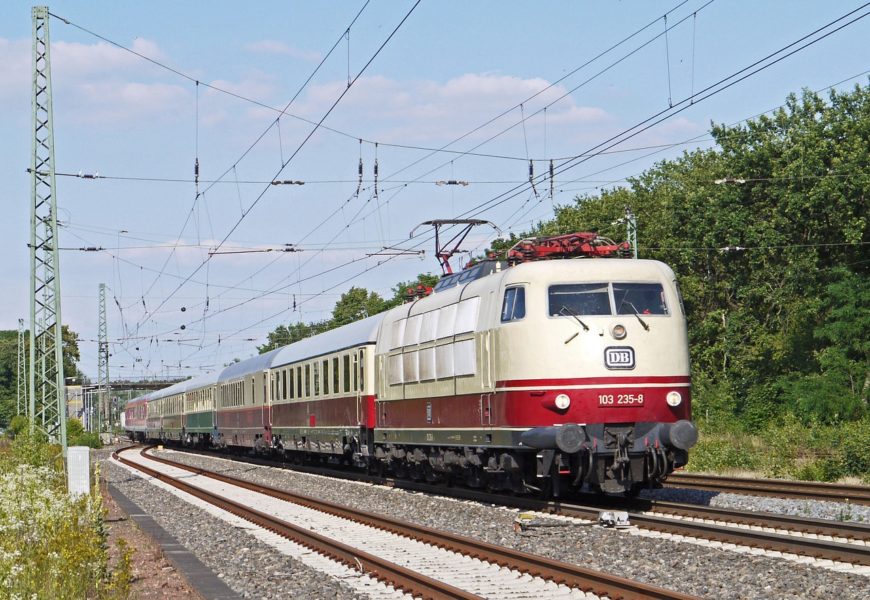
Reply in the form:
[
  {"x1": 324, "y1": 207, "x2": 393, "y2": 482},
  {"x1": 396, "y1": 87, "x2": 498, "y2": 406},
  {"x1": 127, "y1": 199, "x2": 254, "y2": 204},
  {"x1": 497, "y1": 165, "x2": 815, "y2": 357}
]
[
  {"x1": 271, "y1": 312, "x2": 382, "y2": 368},
  {"x1": 499, "y1": 257, "x2": 676, "y2": 283},
  {"x1": 218, "y1": 347, "x2": 283, "y2": 383}
]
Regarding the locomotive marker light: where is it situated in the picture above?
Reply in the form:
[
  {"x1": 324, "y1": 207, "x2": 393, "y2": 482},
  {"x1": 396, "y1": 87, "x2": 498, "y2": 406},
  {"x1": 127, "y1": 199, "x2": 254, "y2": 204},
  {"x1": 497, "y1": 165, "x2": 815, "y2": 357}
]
[
  {"x1": 666, "y1": 391, "x2": 683, "y2": 407},
  {"x1": 611, "y1": 324, "x2": 627, "y2": 340},
  {"x1": 554, "y1": 394, "x2": 571, "y2": 410}
]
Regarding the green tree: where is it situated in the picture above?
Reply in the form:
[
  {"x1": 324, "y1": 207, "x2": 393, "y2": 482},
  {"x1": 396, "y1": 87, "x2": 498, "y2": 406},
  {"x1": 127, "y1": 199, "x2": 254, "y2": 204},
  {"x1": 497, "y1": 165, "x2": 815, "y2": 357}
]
[
  {"x1": 0, "y1": 326, "x2": 83, "y2": 428},
  {"x1": 499, "y1": 84, "x2": 869, "y2": 428},
  {"x1": 331, "y1": 287, "x2": 387, "y2": 328},
  {"x1": 257, "y1": 320, "x2": 330, "y2": 354}
]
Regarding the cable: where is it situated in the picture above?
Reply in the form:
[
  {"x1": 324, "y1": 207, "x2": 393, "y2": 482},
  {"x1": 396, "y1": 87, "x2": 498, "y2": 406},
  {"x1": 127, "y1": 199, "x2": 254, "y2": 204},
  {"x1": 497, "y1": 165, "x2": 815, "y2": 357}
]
[
  {"x1": 135, "y1": 1, "x2": 414, "y2": 329},
  {"x1": 457, "y1": 5, "x2": 870, "y2": 224}
]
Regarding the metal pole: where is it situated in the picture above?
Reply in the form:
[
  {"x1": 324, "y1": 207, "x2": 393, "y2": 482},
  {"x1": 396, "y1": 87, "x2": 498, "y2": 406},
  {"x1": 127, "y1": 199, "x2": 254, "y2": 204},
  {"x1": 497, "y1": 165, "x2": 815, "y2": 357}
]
[
  {"x1": 29, "y1": 6, "x2": 66, "y2": 453},
  {"x1": 625, "y1": 207, "x2": 638, "y2": 259},
  {"x1": 97, "y1": 283, "x2": 109, "y2": 433},
  {"x1": 17, "y1": 319, "x2": 28, "y2": 416}
]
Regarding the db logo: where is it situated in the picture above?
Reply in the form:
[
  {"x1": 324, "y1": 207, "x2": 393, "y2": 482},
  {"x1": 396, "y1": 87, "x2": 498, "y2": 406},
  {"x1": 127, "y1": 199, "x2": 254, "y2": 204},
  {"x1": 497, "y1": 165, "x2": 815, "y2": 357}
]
[{"x1": 604, "y1": 347, "x2": 635, "y2": 370}]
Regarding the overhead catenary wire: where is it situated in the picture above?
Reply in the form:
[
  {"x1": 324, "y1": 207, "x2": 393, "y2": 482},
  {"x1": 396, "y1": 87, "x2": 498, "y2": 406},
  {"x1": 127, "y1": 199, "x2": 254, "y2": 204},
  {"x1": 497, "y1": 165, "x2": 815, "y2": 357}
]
[
  {"x1": 58, "y1": 4, "x2": 867, "y2": 376},
  {"x1": 455, "y1": 5, "x2": 870, "y2": 225},
  {"x1": 133, "y1": 1, "x2": 417, "y2": 330}
]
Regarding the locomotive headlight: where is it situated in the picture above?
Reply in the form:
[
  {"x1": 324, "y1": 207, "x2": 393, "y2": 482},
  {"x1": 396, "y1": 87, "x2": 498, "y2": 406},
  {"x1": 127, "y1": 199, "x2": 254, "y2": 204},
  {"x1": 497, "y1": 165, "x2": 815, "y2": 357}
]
[
  {"x1": 611, "y1": 324, "x2": 627, "y2": 340},
  {"x1": 666, "y1": 391, "x2": 683, "y2": 407},
  {"x1": 554, "y1": 394, "x2": 571, "y2": 410}
]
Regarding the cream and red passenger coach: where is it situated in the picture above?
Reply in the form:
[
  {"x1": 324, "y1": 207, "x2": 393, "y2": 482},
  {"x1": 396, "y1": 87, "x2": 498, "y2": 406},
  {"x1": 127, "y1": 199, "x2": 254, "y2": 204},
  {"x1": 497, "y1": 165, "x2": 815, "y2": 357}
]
[{"x1": 126, "y1": 233, "x2": 698, "y2": 496}]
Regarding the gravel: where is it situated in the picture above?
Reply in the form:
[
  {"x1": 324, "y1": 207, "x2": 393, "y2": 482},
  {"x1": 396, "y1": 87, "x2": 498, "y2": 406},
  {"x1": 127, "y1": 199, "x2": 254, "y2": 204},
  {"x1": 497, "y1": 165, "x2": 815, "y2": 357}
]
[
  {"x1": 640, "y1": 486, "x2": 870, "y2": 523},
  {"x1": 104, "y1": 449, "x2": 869, "y2": 600},
  {"x1": 103, "y1": 457, "x2": 373, "y2": 600}
]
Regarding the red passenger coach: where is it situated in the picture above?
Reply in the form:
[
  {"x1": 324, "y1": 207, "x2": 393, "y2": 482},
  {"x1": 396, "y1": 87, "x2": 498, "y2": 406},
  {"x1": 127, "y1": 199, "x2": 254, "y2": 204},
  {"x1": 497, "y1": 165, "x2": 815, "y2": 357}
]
[
  {"x1": 123, "y1": 394, "x2": 149, "y2": 442},
  {"x1": 269, "y1": 315, "x2": 379, "y2": 461},
  {"x1": 215, "y1": 349, "x2": 281, "y2": 450}
]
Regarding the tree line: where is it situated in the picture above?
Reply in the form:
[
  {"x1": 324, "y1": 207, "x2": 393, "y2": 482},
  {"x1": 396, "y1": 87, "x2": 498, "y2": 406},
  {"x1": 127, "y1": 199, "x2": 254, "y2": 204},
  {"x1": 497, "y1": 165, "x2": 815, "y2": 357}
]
[
  {"x1": 0, "y1": 86, "x2": 865, "y2": 435},
  {"x1": 261, "y1": 85, "x2": 868, "y2": 431}
]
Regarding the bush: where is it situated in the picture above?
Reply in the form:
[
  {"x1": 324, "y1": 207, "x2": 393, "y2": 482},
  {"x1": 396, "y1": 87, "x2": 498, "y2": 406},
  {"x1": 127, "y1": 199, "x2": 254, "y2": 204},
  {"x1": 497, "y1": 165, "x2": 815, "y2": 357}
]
[
  {"x1": 687, "y1": 414, "x2": 870, "y2": 483},
  {"x1": 68, "y1": 418, "x2": 103, "y2": 449},
  {"x1": 0, "y1": 431, "x2": 129, "y2": 598}
]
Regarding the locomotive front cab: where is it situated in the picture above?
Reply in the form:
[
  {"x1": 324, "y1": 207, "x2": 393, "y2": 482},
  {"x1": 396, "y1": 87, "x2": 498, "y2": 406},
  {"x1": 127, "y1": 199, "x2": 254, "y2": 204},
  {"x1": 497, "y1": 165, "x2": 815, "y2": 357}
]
[{"x1": 493, "y1": 259, "x2": 697, "y2": 495}]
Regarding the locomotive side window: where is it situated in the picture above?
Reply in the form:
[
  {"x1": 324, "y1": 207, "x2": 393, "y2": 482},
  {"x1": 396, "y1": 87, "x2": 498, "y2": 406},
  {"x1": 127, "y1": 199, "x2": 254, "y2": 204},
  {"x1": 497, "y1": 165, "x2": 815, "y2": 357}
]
[
  {"x1": 613, "y1": 283, "x2": 668, "y2": 315},
  {"x1": 501, "y1": 287, "x2": 526, "y2": 322},
  {"x1": 549, "y1": 284, "x2": 610, "y2": 316}
]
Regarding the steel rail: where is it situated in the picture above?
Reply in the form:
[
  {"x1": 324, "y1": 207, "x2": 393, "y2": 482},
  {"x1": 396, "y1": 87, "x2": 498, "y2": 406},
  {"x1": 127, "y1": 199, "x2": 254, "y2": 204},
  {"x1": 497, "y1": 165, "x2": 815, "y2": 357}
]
[
  {"x1": 666, "y1": 472, "x2": 870, "y2": 505},
  {"x1": 133, "y1": 447, "x2": 695, "y2": 600},
  {"x1": 410, "y1": 490, "x2": 870, "y2": 566},
  {"x1": 152, "y1": 445, "x2": 870, "y2": 558},
  {"x1": 113, "y1": 449, "x2": 480, "y2": 600},
  {"x1": 646, "y1": 500, "x2": 870, "y2": 542}
]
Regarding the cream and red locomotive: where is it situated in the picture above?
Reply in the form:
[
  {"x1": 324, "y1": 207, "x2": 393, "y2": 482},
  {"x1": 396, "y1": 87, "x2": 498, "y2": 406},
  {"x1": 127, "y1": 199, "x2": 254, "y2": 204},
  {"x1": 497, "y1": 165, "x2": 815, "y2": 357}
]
[{"x1": 126, "y1": 233, "x2": 697, "y2": 496}]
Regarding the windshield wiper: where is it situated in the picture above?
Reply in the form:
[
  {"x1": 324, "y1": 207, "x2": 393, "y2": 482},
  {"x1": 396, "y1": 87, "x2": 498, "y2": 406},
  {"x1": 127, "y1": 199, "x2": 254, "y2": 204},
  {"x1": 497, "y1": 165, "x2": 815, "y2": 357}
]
[
  {"x1": 619, "y1": 299, "x2": 650, "y2": 331},
  {"x1": 558, "y1": 305, "x2": 589, "y2": 344}
]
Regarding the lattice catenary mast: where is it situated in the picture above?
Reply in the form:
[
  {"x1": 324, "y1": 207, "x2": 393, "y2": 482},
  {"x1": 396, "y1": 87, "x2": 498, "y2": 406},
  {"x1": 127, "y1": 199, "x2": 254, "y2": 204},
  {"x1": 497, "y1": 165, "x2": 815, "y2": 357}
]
[
  {"x1": 17, "y1": 318, "x2": 28, "y2": 416},
  {"x1": 29, "y1": 6, "x2": 67, "y2": 452},
  {"x1": 97, "y1": 283, "x2": 110, "y2": 432}
]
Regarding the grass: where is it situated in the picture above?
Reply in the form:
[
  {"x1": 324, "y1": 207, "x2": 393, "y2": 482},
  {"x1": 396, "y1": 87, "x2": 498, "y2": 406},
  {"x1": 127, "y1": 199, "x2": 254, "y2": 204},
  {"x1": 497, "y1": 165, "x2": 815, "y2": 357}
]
[
  {"x1": 686, "y1": 414, "x2": 870, "y2": 484},
  {"x1": 0, "y1": 429, "x2": 131, "y2": 599}
]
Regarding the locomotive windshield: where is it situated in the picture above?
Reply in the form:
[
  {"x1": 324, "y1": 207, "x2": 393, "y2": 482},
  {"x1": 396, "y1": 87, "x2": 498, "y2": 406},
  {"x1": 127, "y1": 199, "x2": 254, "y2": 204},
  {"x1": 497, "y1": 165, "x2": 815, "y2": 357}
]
[
  {"x1": 613, "y1": 283, "x2": 669, "y2": 315},
  {"x1": 548, "y1": 282, "x2": 668, "y2": 316}
]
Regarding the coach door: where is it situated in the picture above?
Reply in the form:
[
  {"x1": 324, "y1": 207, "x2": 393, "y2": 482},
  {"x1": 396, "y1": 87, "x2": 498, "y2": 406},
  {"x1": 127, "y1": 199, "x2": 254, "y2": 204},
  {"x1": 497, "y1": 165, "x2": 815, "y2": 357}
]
[{"x1": 262, "y1": 370, "x2": 272, "y2": 443}]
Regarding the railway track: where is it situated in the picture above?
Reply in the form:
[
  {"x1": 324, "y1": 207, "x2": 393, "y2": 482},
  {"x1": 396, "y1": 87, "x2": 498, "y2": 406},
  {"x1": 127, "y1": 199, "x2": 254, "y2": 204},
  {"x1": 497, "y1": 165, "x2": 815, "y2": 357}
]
[
  {"x1": 665, "y1": 472, "x2": 870, "y2": 505},
  {"x1": 148, "y1": 445, "x2": 870, "y2": 570},
  {"x1": 114, "y1": 446, "x2": 695, "y2": 600}
]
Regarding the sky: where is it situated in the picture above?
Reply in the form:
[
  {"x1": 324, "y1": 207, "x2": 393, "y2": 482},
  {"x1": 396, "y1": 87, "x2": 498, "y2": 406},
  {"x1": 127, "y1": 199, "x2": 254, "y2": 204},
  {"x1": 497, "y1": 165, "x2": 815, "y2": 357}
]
[{"x1": 1, "y1": 1, "x2": 867, "y2": 381}]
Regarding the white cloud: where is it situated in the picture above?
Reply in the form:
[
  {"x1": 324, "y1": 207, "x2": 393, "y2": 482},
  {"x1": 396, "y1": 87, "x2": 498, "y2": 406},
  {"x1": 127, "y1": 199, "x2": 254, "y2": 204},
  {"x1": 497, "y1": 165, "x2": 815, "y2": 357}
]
[
  {"x1": 53, "y1": 38, "x2": 166, "y2": 78},
  {"x1": 0, "y1": 35, "x2": 192, "y2": 125},
  {"x1": 66, "y1": 81, "x2": 190, "y2": 124},
  {"x1": 245, "y1": 40, "x2": 322, "y2": 63},
  {"x1": 292, "y1": 73, "x2": 611, "y2": 144},
  {"x1": 0, "y1": 38, "x2": 31, "y2": 102}
]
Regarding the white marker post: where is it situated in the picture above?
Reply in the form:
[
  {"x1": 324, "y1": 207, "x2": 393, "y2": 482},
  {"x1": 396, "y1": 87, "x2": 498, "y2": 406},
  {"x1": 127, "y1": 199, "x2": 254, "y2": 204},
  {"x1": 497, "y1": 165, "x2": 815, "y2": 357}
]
[{"x1": 67, "y1": 446, "x2": 91, "y2": 497}]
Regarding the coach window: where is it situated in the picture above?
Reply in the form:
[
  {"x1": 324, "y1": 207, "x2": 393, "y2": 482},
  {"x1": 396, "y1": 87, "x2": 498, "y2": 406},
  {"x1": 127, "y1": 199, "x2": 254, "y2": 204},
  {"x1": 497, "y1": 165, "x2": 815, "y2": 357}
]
[
  {"x1": 549, "y1": 283, "x2": 610, "y2": 316},
  {"x1": 313, "y1": 362, "x2": 320, "y2": 396},
  {"x1": 343, "y1": 355, "x2": 351, "y2": 393},
  {"x1": 501, "y1": 286, "x2": 526, "y2": 322},
  {"x1": 304, "y1": 365, "x2": 311, "y2": 397},
  {"x1": 322, "y1": 359, "x2": 330, "y2": 395}
]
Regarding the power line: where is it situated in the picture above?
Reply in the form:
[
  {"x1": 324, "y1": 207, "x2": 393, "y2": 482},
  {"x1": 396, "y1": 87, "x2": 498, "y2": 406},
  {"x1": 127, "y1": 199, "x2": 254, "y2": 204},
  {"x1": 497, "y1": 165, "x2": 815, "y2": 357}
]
[{"x1": 456, "y1": 4, "x2": 870, "y2": 224}]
